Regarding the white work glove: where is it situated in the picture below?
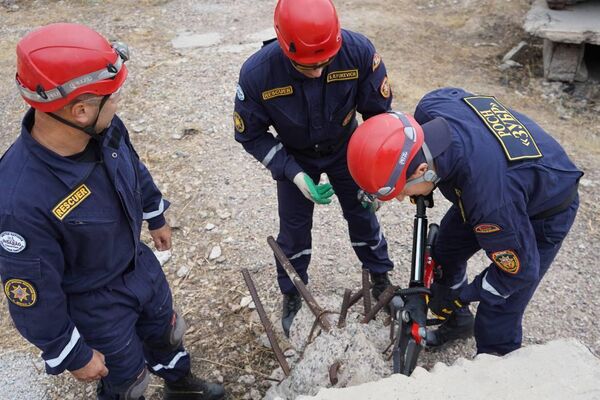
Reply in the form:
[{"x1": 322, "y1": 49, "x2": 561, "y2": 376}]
[{"x1": 293, "y1": 172, "x2": 335, "y2": 205}]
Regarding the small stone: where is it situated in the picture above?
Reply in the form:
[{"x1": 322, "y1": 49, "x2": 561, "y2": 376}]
[
  {"x1": 284, "y1": 349, "x2": 296, "y2": 357},
  {"x1": 240, "y1": 296, "x2": 252, "y2": 307},
  {"x1": 209, "y1": 245, "x2": 222, "y2": 260},
  {"x1": 154, "y1": 250, "x2": 172, "y2": 266},
  {"x1": 250, "y1": 388, "x2": 262, "y2": 400},
  {"x1": 238, "y1": 374, "x2": 256, "y2": 385},
  {"x1": 216, "y1": 256, "x2": 226, "y2": 264},
  {"x1": 176, "y1": 265, "x2": 190, "y2": 278},
  {"x1": 218, "y1": 210, "x2": 231, "y2": 220},
  {"x1": 223, "y1": 236, "x2": 235, "y2": 243},
  {"x1": 205, "y1": 223, "x2": 216, "y2": 231},
  {"x1": 579, "y1": 178, "x2": 593, "y2": 187}
]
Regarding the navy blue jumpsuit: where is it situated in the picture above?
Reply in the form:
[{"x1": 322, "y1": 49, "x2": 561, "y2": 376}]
[
  {"x1": 234, "y1": 30, "x2": 394, "y2": 294},
  {"x1": 414, "y1": 88, "x2": 582, "y2": 355},
  {"x1": 0, "y1": 110, "x2": 189, "y2": 398}
]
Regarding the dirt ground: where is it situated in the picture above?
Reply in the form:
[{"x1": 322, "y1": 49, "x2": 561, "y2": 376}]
[{"x1": 0, "y1": 0, "x2": 599, "y2": 399}]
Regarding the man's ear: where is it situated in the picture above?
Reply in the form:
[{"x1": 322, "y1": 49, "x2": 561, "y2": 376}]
[
  {"x1": 67, "y1": 101, "x2": 93, "y2": 125},
  {"x1": 408, "y1": 162, "x2": 429, "y2": 180}
]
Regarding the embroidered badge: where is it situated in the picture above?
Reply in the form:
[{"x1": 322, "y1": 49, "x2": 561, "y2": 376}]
[
  {"x1": 474, "y1": 223, "x2": 502, "y2": 234},
  {"x1": 0, "y1": 231, "x2": 26, "y2": 253},
  {"x1": 342, "y1": 108, "x2": 356, "y2": 127},
  {"x1": 236, "y1": 84, "x2": 245, "y2": 101},
  {"x1": 326, "y1": 69, "x2": 359, "y2": 83},
  {"x1": 4, "y1": 279, "x2": 37, "y2": 307},
  {"x1": 233, "y1": 112, "x2": 245, "y2": 133},
  {"x1": 463, "y1": 96, "x2": 542, "y2": 161},
  {"x1": 52, "y1": 184, "x2": 92, "y2": 221},
  {"x1": 454, "y1": 188, "x2": 467, "y2": 223},
  {"x1": 262, "y1": 85, "x2": 293, "y2": 101},
  {"x1": 372, "y1": 53, "x2": 381, "y2": 71},
  {"x1": 380, "y1": 76, "x2": 391, "y2": 98},
  {"x1": 491, "y1": 250, "x2": 520, "y2": 274}
]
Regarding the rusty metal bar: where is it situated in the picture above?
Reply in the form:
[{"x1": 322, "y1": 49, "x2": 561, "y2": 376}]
[
  {"x1": 361, "y1": 285, "x2": 398, "y2": 324},
  {"x1": 337, "y1": 289, "x2": 352, "y2": 328},
  {"x1": 362, "y1": 269, "x2": 372, "y2": 316},
  {"x1": 241, "y1": 268, "x2": 291, "y2": 377},
  {"x1": 267, "y1": 236, "x2": 333, "y2": 332},
  {"x1": 329, "y1": 361, "x2": 341, "y2": 385}
]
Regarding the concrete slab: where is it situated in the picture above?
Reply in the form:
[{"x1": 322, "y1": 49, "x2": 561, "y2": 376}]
[
  {"x1": 300, "y1": 339, "x2": 600, "y2": 400},
  {"x1": 524, "y1": 0, "x2": 600, "y2": 45}
]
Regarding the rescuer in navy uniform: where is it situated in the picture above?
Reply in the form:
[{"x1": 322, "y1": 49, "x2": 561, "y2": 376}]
[
  {"x1": 347, "y1": 87, "x2": 582, "y2": 355},
  {"x1": 233, "y1": 0, "x2": 396, "y2": 336},
  {"x1": 0, "y1": 23, "x2": 224, "y2": 400}
]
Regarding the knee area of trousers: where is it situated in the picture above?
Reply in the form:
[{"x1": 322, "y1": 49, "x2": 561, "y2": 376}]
[
  {"x1": 118, "y1": 368, "x2": 150, "y2": 400},
  {"x1": 148, "y1": 311, "x2": 187, "y2": 353}
]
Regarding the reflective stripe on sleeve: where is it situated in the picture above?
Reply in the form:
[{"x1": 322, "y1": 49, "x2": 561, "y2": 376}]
[
  {"x1": 45, "y1": 327, "x2": 81, "y2": 368},
  {"x1": 261, "y1": 143, "x2": 283, "y2": 167},
  {"x1": 143, "y1": 198, "x2": 165, "y2": 220},
  {"x1": 482, "y1": 271, "x2": 510, "y2": 299}
]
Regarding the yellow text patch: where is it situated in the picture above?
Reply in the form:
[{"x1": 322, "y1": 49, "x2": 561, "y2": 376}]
[
  {"x1": 52, "y1": 184, "x2": 91, "y2": 221},
  {"x1": 491, "y1": 249, "x2": 520, "y2": 274},
  {"x1": 262, "y1": 85, "x2": 294, "y2": 101},
  {"x1": 4, "y1": 279, "x2": 37, "y2": 307},
  {"x1": 463, "y1": 96, "x2": 542, "y2": 161},
  {"x1": 327, "y1": 69, "x2": 358, "y2": 83}
]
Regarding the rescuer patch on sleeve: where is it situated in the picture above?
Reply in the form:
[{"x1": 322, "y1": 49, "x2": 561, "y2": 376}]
[
  {"x1": 52, "y1": 184, "x2": 92, "y2": 221},
  {"x1": 4, "y1": 279, "x2": 37, "y2": 307},
  {"x1": 380, "y1": 76, "x2": 391, "y2": 98},
  {"x1": 474, "y1": 223, "x2": 502, "y2": 234},
  {"x1": 463, "y1": 96, "x2": 542, "y2": 161},
  {"x1": 262, "y1": 85, "x2": 294, "y2": 100},
  {"x1": 372, "y1": 53, "x2": 381, "y2": 71},
  {"x1": 326, "y1": 69, "x2": 359, "y2": 83},
  {"x1": 491, "y1": 249, "x2": 520, "y2": 274},
  {"x1": 233, "y1": 112, "x2": 245, "y2": 133},
  {"x1": 342, "y1": 108, "x2": 356, "y2": 127}
]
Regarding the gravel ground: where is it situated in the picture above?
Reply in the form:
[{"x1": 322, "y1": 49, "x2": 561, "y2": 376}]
[{"x1": 0, "y1": 1, "x2": 599, "y2": 399}]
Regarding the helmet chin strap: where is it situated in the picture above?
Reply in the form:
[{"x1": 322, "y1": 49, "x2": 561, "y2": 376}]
[
  {"x1": 404, "y1": 141, "x2": 440, "y2": 189},
  {"x1": 47, "y1": 95, "x2": 110, "y2": 142}
]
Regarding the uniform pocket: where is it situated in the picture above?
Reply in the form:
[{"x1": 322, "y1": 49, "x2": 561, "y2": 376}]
[{"x1": 0, "y1": 255, "x2": 41, "y2": 280}]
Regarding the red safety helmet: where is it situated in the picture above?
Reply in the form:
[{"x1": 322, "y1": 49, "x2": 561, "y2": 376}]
[
  {"x1": 274, "y1": 0, "x2": 342, "y2": 65},
  {"x1": 16, "y1": 23, "x2": 128, "y2": 113},
  {"x1": 347, "y1": 112, "x2": 425, "y2": 201}
]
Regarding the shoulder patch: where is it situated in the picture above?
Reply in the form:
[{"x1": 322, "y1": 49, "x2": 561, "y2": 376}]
[
  {"x1": 262, "y1": 85, "x2": 293, "y2": 101},
  {"x1": 491, "y1": 249, "x2": 520, "y2": 274},
  {"x1": 233, "y1": 112, "x2": 245, "y2": 133},
  {"x1": 236, "y1": 84, "x2": 245, "y2": 101},
  {"x1": 0, "y1": 231, "x2": 26, "y2": 253},
  {"x1": 52, "y1": 184, "x2": 92, "y2": 221},
  {"x1": 380, "y1": 76, "x2": 391, "y2": 98},
  {"x1": 463, "y1": 96, "x2": 542, "y2": 161},
  {"x1": 4, "y1": 279, "x2": 37, "y2": 307},
  {"x1": 372, "y1": 53, "x2": 381, "y2": 71},
  {"x1": 326, "y1": 69, "x2": 359, "y2": 83},
  {"x1": 474, "y1": 223, "x2": 502, "y2": 234},
  {"x1": 342, "y1": 108, "x2": 356, "y2": 127}
]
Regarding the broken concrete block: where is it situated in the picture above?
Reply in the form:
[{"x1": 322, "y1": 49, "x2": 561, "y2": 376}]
[{"x1": 543, "y1": 39, "x2": 588, "y2": 82}]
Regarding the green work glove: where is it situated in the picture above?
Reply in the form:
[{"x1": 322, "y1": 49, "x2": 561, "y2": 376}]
[
  {"x1": 293, "y1": 172, "x2": 335, "y2": 205},
  {"x1": 357, "y1": 189, "x2": 382, "y2": 213}
]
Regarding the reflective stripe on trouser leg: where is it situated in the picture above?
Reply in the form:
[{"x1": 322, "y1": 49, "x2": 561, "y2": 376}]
[
  {"x1": 475, "y1": 199, "x2": 578, "y2": 355},
  {"x1": 276, "y1": 176, "x2": 315, "y2": 294},
  {"x1": 326, "y1": 159, "x2": 393, "y2": 274},
  {"x1": 432, "y1": 206, "x2": 481, "y2": 286},
  {"x1": 138, "y1": 267, "x2": 191, "y2": 382}
]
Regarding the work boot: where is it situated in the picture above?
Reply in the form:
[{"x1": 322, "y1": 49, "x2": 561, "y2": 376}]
[
  {"x1": 281, "y1": 292, "x2": 302, "y2": 337},
  {"x1": 163, "y1": 372, "x2": 225, "y2": 400},
  {"x1": 370, "y1": 272, "x2": 391, "y2": 301},
  {"x1": 426, "y1": 307, "x2": 474, "y2": 349}
]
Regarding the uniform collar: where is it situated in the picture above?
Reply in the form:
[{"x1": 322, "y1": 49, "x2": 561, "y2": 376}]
[{"x1": 20, "y1": 108, "x2": 112, "y2": 189}]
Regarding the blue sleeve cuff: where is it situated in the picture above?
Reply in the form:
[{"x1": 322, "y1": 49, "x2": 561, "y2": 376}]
[
  {"x1": 45, "y1": 337, "x2": 93, "y2": 375},
  {"x1": 147, "y1": 214, "x2": 166, "y2": 231}
]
